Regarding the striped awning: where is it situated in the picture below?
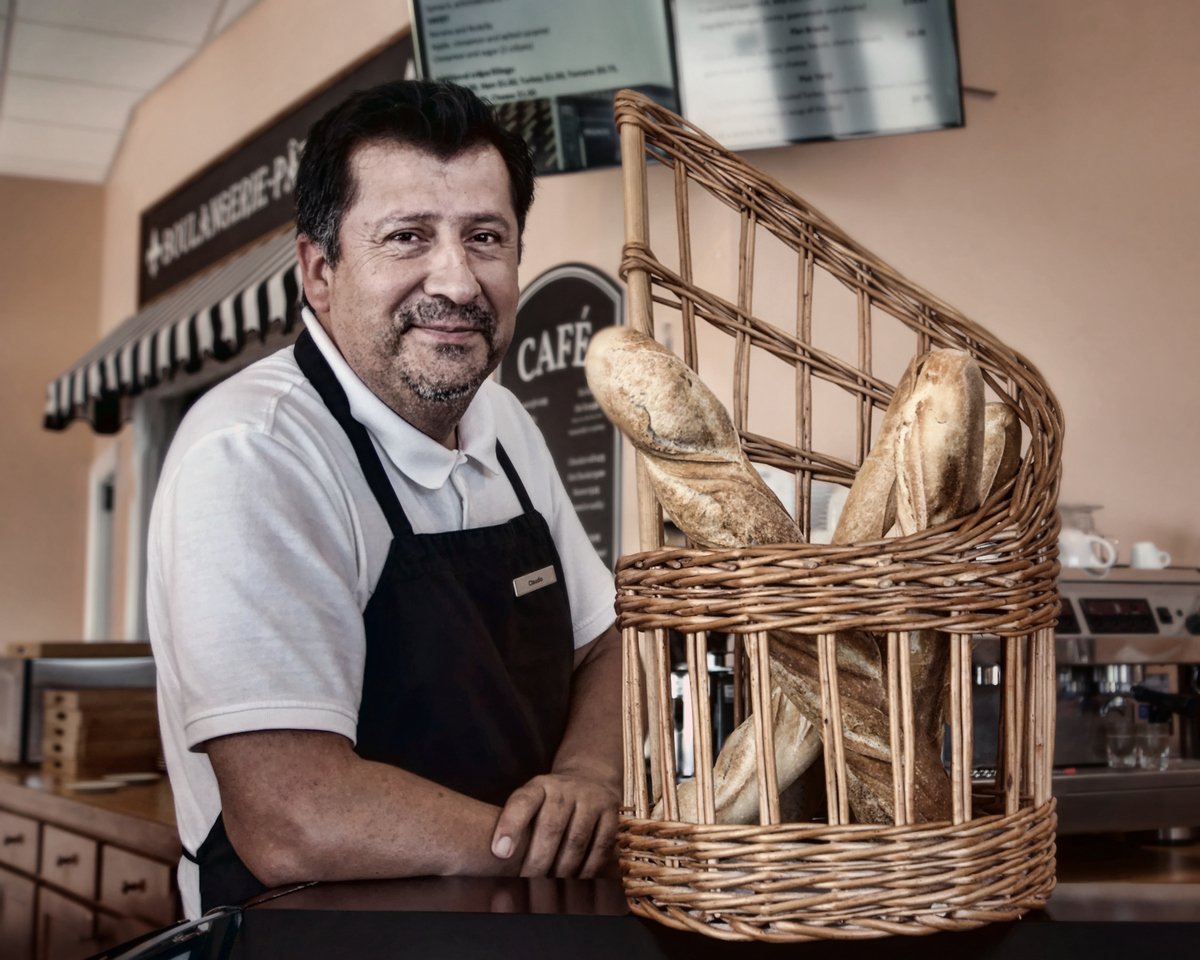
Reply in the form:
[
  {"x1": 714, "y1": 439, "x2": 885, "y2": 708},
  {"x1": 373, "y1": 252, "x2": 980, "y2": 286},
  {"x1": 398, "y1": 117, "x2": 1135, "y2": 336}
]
[{"x1": 45, "y1": 230, "x2": 301, "y2": 433}]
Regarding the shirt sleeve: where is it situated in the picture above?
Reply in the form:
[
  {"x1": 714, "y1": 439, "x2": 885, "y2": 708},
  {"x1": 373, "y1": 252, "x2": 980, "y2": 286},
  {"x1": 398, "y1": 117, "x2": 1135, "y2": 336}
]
[{"x1": 149, "y1": 425, "x2": 367, "y2": 750}]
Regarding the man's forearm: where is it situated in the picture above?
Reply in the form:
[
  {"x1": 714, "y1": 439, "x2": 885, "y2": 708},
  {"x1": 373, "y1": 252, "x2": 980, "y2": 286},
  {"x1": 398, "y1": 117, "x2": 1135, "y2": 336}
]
[
  {"x1": 208, "y1": 729, "x2": 525, "y2": 888},
  {"x1": 554, "y1": 624, "x2": 623, "y2": 784}
]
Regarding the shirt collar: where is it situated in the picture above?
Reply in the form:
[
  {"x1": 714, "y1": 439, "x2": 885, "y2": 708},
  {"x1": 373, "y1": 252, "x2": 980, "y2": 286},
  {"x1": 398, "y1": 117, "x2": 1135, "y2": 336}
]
[{"x1": 301, "y1": 309, "x2": 501, "y2": 489}]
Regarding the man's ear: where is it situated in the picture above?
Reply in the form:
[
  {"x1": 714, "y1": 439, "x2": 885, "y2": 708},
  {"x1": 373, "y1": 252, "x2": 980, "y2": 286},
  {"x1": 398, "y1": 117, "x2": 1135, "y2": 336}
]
[{"x1": 296, "y1": 234, "x2": 332, "y2": 316}]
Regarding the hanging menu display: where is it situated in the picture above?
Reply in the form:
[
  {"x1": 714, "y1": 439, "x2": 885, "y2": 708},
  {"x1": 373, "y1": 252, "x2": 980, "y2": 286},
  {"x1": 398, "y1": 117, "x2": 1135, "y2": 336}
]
[
  {"x1": 498, "y1": 265, "x2": 623, "y2": 570},
  {"x1": 673, "y1": 0, "x2": 963, "y2": 151},
  {"x1": 412, "y1": 0, "x2": 676, "y2": 173}
]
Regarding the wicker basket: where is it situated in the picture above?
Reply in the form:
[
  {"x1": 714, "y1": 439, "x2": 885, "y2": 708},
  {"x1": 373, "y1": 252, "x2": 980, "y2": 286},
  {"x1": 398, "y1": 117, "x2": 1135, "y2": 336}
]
[{"x1": 612, "y1": 90, "x2": 1064, "y2": 942}]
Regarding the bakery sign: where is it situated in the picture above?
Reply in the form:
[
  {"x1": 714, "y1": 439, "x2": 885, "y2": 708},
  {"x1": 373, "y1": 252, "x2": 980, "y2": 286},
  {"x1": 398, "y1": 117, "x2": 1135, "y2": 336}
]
[
  {"x1": 138, "y1": 34, "x2": 414, "y2": 305},
  {"x1": 498, "y1": 264, "x2": 623, "y2": 570}
]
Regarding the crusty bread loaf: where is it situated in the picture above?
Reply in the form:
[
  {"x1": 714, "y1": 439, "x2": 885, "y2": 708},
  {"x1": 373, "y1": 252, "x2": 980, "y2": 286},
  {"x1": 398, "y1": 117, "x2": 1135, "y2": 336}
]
[
  {"x1": 765, "y1": 625, "x2": 951, "y2": 824},
  {"x1": 893, "y1": 351, "x2": 985, "y2": 536},
  {"x1": 654, "y1": 686, "x2": 819, "y2": 823},
  {"x1": 585, "y1": 326, "x2": 802, "y2": 547},
  {"x1": 980, "y1": 402, "x2": 1022, "y2": 504},
  {"x1": 768, "y1": 350, "x2": 983, "y2": 823},
  {"x1": 832, "y1": 359, "x2": 916, "y2": 544}
]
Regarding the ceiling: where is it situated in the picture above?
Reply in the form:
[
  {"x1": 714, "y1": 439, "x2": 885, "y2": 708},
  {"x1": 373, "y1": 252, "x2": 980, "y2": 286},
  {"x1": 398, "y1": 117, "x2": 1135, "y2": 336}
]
[{"x1": 0, "y1": 0, "x2": 260, "y2": 184}]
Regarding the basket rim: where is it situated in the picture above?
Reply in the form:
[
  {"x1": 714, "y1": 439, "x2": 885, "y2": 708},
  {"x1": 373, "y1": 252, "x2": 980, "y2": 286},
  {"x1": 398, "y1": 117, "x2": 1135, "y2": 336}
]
[
  {"x1": 618, "y1": 797, "x2": 1056, "y2": 842},
  {"x1": 617, "y1": 801, "x2": 1058, "y2": 942}
]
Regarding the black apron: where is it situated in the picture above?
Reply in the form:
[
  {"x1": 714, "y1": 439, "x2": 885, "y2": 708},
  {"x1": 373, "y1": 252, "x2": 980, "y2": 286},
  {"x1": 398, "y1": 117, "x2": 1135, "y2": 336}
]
[{"x1": 185, "y1": 329, "x2": 575, "y2": 913}]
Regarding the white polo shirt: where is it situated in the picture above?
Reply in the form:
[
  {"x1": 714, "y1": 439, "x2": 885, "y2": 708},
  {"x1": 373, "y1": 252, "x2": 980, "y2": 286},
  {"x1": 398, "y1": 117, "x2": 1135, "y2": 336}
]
[{"x1": 147, "y1": 311, "x2": 616, "y2": 918}]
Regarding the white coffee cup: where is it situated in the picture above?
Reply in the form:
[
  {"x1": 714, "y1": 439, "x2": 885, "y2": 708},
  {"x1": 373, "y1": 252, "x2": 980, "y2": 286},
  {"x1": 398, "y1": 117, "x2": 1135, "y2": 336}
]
[
  {"x1": 1130, "y1": 541, "x2": 1171, "y2": 569},
  {"x1": 1058, "y1": 528, "x2": 1117, "y2": 576}
]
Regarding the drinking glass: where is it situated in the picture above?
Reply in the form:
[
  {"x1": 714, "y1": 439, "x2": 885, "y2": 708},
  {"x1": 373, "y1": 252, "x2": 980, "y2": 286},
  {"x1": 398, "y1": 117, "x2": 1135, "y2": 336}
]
[
  {"x1": 1105, "y1": 725, "x2": 1137, "y2": 768},
  {"x1": 1136, "y1": 723, "x2": 1171, "y2": 770}
]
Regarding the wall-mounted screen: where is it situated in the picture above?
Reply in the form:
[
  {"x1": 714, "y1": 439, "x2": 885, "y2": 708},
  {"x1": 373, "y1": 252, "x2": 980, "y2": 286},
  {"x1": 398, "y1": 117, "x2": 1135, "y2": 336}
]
[
  {"x1": 411, "y1": 0, "x2": 677, "y2": 174},
  {"x1": 412, "y1": 0, "x2": 963, "y2": 169},
  {"x1": 673, "y1": 0, "x2": 963, "y2": 151}
]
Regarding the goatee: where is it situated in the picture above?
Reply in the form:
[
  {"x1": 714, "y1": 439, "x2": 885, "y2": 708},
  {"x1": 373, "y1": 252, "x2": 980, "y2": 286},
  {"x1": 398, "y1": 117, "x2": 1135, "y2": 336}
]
[{"x1": 388, "y1": 298, "x2": 500, "y2": 403}]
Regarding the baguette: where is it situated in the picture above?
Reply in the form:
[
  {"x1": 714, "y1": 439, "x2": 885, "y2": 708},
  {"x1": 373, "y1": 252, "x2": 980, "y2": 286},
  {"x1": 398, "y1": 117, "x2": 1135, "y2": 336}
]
[
  {"x1": 585, "y1": 326, "x2": 802, "y2": 547},
  {"x1": 769, "y1": 350, "x2": 984, "y2": 823},
  {"x1": 980, "y1": 402, "x2": 1022, "y2": 504},
  {"x1": 832, "y1": 360, "x2": 915, "y2": 544},
  {"x1": 893, "y1": 351, "x2": 985, "y2": 536},
  {"x1": 653, "y1": 686, "x2": 819, "y2": 823}
]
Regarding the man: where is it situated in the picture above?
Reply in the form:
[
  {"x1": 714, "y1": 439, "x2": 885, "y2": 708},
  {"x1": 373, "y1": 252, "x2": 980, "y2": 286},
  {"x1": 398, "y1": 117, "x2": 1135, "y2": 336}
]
[{"x1": 147, "y1": 81, "x2": 621, "y2": 920}]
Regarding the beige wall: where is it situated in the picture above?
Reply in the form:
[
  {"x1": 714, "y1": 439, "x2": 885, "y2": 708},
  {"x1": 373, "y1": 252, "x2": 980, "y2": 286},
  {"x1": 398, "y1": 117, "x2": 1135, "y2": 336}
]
[
  {"x1": 520, "y1": 0, "x2": 1200, "y2": 566},
  {"x1": 94, "y1": 0, "x2": 410, "y2": 634},
  {"x1": 99, "y1": 0, "x2": 410, "y2": 336},
  {"x1": 89, "y1": 0, "x2": 1199, "y2": 597},
  {"x1": 0, "y1": 176, "x2": 103, "y2": 643}
]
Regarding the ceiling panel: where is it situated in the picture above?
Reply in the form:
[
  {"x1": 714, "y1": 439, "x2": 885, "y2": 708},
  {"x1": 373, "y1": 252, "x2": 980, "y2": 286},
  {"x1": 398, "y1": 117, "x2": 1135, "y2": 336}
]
[
  {"x1": 3, "y1": 74, "x2": 141, "y2": 130},
  {"x1": 0, "y1": 116, "x2": 121, "y2": 163},
  {"x1": 9, "y1": 21, "x2": 195, "y2": 90},
  {"x1": 17, "y1": 0, "x2": 221, "y2": 45},
  {"x1": 0, "y1": 154, "x2": 107, "y2": 182},
  {"x1": 0, "y1": 1, "x2": 262, "y2": 184}
]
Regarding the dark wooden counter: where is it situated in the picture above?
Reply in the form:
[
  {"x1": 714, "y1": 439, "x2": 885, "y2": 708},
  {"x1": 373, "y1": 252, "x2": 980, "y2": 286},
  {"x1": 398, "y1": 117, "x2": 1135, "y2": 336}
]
[
  {"x1": 0, "y1": 764, "x2": 179, "y2": 862},
  {"x1": 93, "y1": 877, "x2": 1200, "y2": 960}
]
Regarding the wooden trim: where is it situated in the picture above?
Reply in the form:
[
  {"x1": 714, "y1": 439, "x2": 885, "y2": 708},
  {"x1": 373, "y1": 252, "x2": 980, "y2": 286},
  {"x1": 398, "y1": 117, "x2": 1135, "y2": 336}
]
[{"x1": 5, "y1": 643, "x2": 151, "y2": 660}]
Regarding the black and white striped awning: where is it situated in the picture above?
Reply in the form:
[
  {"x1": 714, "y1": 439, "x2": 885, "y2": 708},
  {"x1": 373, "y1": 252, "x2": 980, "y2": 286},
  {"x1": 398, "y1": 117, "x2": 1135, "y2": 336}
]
[{"x1": 45, "y1": 230, "x2": 301, "y2": 433}]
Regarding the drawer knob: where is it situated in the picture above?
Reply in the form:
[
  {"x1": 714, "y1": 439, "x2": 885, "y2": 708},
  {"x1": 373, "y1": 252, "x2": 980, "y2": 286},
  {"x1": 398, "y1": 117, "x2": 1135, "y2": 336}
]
[
  {"x1": 121, "y1": 879, "x2": 147, "y2": 894},
  {"x1": 3, "y1": 833, "x2": 24, "y2": 845},
  {"x1": 56, "y1": 854, "x2": 79, "y2": 867}
]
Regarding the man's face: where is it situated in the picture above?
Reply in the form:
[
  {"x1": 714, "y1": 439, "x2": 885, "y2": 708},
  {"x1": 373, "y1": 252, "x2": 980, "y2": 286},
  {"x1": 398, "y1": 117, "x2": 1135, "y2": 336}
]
[{"x1": 314, "y1": 141, "x2": 520, "y2": 426}]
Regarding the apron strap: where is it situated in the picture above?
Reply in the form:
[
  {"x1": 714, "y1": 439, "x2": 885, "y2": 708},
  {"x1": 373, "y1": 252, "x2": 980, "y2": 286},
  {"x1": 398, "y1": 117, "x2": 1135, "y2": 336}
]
[
  {"x1": 294, "y1": 329, "x2": 414, "y2": 538},
  {"x1": 494, "y1": 442, "x2": 536, "y2": 516}
]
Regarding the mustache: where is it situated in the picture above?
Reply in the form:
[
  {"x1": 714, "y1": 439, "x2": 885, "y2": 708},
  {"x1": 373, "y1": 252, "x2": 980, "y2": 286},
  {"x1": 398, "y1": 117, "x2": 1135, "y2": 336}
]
[{"x1": 395, "y1": 298, "x2": 497, "y2": 337}]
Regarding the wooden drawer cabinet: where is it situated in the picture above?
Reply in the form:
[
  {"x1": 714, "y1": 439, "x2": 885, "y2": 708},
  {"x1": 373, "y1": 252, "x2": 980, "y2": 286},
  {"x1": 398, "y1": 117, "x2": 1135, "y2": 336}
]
[
  {"x1": 0, "y1": 810, "x2": 40, "y2": 874},
  {"x1": 38, "y1": 827, "x2": 97, "y2": 902},
  {"x1": 99, "y1": 846, "x2": 175, "y2": 927},
  {"x1": 2, "y1": 766, "x2": 182, "y2": 958},
  {"x1": 0, "y1": 864, "x2": 36, "y2": 960},
  {"x1": 34, "y1": 886, "x2": 99, "y2": 960}
]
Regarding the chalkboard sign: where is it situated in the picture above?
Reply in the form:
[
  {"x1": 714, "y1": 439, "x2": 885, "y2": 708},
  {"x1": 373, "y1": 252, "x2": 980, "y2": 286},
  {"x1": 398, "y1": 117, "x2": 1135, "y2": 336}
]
[{"x1": 498, "y1": 265, "x2": 622, "y2": 569}]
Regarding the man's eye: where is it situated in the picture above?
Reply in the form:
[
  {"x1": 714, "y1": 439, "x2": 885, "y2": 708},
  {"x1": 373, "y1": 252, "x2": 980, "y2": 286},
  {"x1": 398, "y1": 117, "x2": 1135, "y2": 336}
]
[
  {"x1": 389, "y1": 231, "x2": 420, "y2": 243},
  {"x1": 471, "y1": 232, "x2": 499, "y2": 244}
]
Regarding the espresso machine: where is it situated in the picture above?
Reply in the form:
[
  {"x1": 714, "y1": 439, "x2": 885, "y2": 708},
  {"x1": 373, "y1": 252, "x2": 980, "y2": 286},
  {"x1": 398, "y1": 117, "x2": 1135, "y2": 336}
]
[{"x1": 974, "y1": 568, "x2": 1200, "y2": 837}]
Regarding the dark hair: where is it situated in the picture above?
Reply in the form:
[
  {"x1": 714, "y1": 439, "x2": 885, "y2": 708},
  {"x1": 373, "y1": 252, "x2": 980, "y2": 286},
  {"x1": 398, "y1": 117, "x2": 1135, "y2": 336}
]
[{"x1": 294, "y1": 80, "x2": 536, "y2": 265}]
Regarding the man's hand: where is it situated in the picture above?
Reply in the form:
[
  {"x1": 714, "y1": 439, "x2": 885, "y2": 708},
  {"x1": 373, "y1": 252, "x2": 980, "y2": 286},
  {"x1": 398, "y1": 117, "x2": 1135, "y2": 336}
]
[
  {"x1": 491, "y1": 771, "x2": 620, "y2": 877},
  {"x1": 491, "y1": 624, "x2": 623, "y2": 877}
]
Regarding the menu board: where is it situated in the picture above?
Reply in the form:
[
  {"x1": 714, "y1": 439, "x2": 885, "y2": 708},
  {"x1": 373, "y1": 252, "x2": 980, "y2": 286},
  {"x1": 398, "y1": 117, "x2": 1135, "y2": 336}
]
[
  {"x1": 673, "y1": 0, "x2": 963, "y2": 151},
  {"x1": 412, "y1": 0, "x2": 676, "y2": 173},
  {"x1": 497, "y1": 265, "x2": 623, "y2": 569}
]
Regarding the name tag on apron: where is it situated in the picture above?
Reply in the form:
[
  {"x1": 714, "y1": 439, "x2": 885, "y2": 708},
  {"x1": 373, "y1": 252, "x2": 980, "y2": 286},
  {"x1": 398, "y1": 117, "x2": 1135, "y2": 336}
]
[{"x1": 513, "y1": 565, "x2": 557, "y2": 597}]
